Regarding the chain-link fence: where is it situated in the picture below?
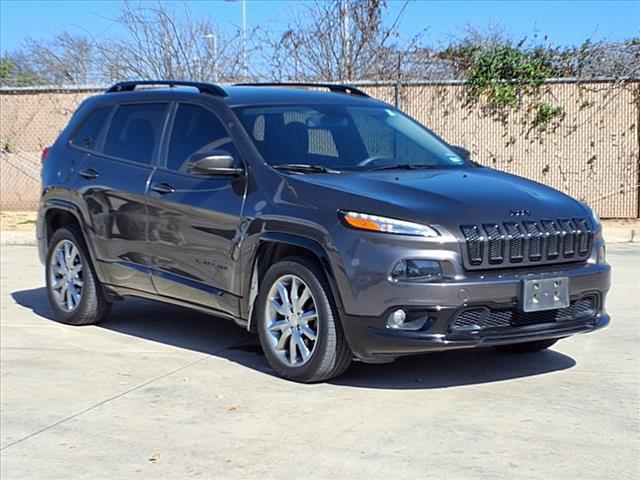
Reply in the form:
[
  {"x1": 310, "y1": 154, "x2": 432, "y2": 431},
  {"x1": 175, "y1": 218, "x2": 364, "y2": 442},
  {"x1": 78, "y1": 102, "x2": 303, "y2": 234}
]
[
  {"x1": 1, "y1": 81, "x2": 639, "y2": 216},
  {"x1": 1, "y1": 88, "x2": 102, "y2": 211},
  {"x1": 0, "y1": 150, "x2": 42, "y2": 211}
]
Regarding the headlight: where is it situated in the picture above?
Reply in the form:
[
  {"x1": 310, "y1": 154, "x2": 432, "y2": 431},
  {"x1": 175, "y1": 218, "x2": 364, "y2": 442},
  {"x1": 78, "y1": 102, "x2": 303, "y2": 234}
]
[
  {"x1": 591, "y1": 209, "x2": 601, "y2": 230},
  {"x1": 598, "y1": 244, "x2": 606, "y2": 264},
  {"x1": 579, "y1": 201, "x2": 601, "y2": 230},
  {"x1": 339, "y1": 211, "x2": 439, "y2": 237}
]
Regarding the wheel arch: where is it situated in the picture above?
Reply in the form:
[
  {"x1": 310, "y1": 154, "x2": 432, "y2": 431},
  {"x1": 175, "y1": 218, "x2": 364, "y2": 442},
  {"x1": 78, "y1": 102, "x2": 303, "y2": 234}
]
[
  {"x1": 41, "y1": 200, "x2": 106, "y2": 283},
  {"x1": 244, "y1": 232, "x2": 344, "y2": 333}
]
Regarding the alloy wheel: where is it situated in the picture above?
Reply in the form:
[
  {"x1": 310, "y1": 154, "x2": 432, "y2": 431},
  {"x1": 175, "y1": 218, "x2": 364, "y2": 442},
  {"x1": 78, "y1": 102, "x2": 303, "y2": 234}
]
[
  {"x1": 263, "y1": 274, "x2": 319, "y2": 366},
  {"x1": 49, "y1": 239, "x2": 84, "y2": 312}
]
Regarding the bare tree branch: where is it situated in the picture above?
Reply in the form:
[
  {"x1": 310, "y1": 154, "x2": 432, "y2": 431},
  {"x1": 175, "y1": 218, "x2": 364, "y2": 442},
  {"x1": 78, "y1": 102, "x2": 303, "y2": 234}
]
[
  {"x1": 96, "y1": 1, "x2": 246, "y2": 82},
  {"x1": 258, "y1": 0, "x2": 428, "y2": 82}
]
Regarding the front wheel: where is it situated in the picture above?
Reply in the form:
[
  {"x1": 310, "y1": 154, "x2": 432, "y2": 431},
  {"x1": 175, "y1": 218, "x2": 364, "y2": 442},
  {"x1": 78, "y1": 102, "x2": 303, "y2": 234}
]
[
  {"x1": 496, "y1": 338, "x2": 559, "y2": 353},
  {"x1": 256, "y1": 257, "x2": 352, "y2": 383}
]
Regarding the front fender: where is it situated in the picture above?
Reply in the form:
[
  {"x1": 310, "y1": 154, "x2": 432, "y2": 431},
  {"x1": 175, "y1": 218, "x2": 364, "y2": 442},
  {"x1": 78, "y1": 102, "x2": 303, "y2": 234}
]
[{"x1": 240, "y1": 230, "x2": 346, "y2": 331}]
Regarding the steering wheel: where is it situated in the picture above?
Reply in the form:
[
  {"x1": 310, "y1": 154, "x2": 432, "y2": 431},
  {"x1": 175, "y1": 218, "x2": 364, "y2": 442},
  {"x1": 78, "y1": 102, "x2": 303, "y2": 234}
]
[{"x1": 356, "y1": 156, "x2": 394, "y2": 167}]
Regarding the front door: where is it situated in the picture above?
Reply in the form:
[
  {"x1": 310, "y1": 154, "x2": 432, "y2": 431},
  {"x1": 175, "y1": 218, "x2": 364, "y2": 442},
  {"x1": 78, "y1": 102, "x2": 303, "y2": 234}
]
[{"x1": 147, "y1": 103, "x2": 247, "y2": 315}]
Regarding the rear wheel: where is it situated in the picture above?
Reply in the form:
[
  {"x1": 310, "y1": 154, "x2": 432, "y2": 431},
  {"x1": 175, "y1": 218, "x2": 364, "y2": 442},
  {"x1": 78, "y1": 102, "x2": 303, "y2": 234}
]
[
  {"x1": 256, "y1": 257, "x2": 352, "y2": 383},
  {"x1": 45, "y1": 227, "x2": 112, "y2": 325},
  {"x1": 496, "y1": 339, "x2": 559, "y2": 353}
]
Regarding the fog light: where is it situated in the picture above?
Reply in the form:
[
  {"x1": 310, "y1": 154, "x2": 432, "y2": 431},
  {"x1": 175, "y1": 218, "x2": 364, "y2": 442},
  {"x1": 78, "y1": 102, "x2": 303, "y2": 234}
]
[
  {"x1": 386, "y1": 309, "x2": 430, "y2": 330},
  {"x1": 387, "y1": 309, "x2": 407, "y2": 328},
  {"x1": 390, "y1": 259, "x2": 442, "y2": 282}
]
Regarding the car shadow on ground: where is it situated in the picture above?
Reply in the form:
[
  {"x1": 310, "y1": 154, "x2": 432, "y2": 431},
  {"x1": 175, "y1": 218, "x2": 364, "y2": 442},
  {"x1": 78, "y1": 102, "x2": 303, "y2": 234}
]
[{"x1": 12, "y1": 287, "x2": 577, "y2": 390}]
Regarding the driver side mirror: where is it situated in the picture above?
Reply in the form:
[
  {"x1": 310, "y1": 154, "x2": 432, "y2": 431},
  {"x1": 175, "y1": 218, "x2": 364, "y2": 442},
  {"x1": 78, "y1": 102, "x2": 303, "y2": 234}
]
[
  {"x1": 450, "y1": 145, "x2": 471, "y2": 161},
  {"x1": 450, "y1": 145, "x2": 483, "y2": 167},
  {"x1": 187, "y1": 150, "x2": 244, "y2": 176}
]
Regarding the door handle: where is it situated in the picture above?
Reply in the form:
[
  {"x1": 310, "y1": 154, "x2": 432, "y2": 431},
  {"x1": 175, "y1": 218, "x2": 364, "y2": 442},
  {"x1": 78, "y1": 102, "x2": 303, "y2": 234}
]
[
  {"x1": 150, "y1": 182, "x2": 175, "y2": 195},
  {"x1": 78, "y1": 168, "x2": 99, "y2": 180}
]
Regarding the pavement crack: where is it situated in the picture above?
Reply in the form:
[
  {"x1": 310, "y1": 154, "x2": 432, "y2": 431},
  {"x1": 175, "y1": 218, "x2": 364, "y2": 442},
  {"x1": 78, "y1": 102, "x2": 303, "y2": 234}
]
[{"x1": 0, "y1": 336, "x2": 251, "y2": 452}]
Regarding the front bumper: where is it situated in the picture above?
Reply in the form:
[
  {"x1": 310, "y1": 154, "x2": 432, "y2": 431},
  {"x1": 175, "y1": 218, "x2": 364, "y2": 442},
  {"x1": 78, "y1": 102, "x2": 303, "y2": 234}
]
[{"x1": 340, "y1": 262, "x2": 611, "y2": 362}]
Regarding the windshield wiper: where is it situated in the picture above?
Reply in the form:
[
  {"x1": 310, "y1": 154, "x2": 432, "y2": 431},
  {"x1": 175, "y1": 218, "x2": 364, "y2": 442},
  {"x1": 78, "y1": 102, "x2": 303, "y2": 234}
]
[
  {"x1": 367, "y1": 163, "x2": 438, "y2": 172},
  {"x1": 273, "y1": 164, "x2": 339, "y2": 174}
]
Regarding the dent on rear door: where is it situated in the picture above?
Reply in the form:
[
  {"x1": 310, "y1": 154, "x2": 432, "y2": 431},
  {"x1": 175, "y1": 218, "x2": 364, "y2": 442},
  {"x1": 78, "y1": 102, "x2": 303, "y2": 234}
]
[{"x1": 74, "y1": 153, "x2": 155, "y2": 292}]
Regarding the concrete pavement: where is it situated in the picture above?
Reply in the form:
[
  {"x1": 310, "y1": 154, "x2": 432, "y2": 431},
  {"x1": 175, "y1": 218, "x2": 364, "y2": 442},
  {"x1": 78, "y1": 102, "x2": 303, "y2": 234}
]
[{"x1": 0, "y1": 245, "x2": 639, "y2": 479}]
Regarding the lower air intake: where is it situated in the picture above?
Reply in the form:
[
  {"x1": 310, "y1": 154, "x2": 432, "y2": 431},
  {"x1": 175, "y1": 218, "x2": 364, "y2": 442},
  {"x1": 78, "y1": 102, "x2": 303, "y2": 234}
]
[{"x1": 449, "y1": 295, "x2": 598, "y2": 333}]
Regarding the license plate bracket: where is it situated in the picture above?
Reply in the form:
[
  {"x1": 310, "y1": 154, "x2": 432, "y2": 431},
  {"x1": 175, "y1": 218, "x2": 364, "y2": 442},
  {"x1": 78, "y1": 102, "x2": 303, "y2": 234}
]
[{"x1": 521, "y1": 277, "x2": 570, "y2": 312}]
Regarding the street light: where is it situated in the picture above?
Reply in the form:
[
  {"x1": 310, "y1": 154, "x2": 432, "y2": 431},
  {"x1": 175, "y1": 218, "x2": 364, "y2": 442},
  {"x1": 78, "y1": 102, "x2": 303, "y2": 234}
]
[
  {"x1": 203, "y1": 32, "x2": 219, "y2": 82},
  {"x1": 225, "y1": 0, "x2": 248, "y2": 79}
]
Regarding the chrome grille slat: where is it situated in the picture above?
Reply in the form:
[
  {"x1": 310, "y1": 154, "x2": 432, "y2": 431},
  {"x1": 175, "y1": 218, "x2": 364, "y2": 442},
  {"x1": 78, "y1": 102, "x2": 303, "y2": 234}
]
[{"x1": 461, "y1": 217, "x2": 592, "y2": 269}]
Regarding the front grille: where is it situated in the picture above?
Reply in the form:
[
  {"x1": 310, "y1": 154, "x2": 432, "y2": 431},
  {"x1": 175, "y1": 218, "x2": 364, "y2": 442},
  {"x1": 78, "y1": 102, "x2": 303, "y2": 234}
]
[
  {"x1": 450, "y1": 295, "x2": 598, "y2": 333},
  {"x1": 574, "y1": 218, "x2": 591, "y2": 255},
  {"x1": 460, "y1": 225, "x2": 483, "y2": 265},
  {"x1": 524, "y1": 221, "x2": 543, "y2": 261},
  {"x1": 460, "y1": 218, "x2": 593, "y2": 269},
  {"x1": 541, "y1": 220, "x2": 560, "y2": 259},
  {"x1": 558, "y1": 219, "x2": 576, "y2": 257},
  {"x1": 504, "y1": 222, "x2": 524, "y2": 262},
  {"x1": 483, "y1": 224, "x2": 504, "y2": 264}
]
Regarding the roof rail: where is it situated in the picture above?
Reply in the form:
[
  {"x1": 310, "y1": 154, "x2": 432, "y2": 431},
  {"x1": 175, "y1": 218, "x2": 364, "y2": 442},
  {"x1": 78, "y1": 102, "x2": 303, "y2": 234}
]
[
  {"x1": 236, "y1": 82, "x2": 369, "y2": 97},
  {"x1": 105, "y1": 80, "x2": 227, "y2": 97}
]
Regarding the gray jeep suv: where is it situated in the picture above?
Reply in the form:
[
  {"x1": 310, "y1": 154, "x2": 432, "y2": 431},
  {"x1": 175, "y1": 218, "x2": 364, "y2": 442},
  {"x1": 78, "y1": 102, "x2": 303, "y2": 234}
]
[{"x1": 37, "y1": 80, "x2": 611, "y2": 382}]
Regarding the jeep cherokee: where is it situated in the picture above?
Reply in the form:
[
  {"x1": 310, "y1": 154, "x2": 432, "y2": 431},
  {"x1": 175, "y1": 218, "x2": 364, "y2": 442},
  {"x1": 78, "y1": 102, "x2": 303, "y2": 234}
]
[{"x1": 37, "y1": 80, "x2": 611, "y2": 382}]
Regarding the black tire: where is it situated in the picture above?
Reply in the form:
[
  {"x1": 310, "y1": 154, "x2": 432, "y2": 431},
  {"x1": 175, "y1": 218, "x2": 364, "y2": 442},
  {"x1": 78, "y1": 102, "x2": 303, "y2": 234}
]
[
  {"x1": 496, "y1": 338, "x2": 559, "y2": 353},
  {"x1": 256, "y1": 257, "x2": 352, "y2": 383},
  {"x1": 45, "y1": 227, "x2": 112, "y2": 325}
]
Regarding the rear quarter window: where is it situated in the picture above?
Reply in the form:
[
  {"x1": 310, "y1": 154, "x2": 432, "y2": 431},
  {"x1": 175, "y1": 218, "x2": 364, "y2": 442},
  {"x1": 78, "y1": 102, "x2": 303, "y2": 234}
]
[
  {"x1": 71, "y1": 107, "x2": 112, "y2": 151},
  {"x1": 103, "y1": 103, "x2": 169, "y2": 165}
]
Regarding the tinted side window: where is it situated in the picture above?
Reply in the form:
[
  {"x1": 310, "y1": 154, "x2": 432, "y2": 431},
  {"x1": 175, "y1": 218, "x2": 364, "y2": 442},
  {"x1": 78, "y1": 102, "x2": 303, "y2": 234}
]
[
  {"x1": 71, "y1": 107, "x2": 111, "y2": 151},
  {"x1": 167, "y1": 104, "x2": 238, "y2": 172},
  {"x1": 103, "y1": 103, "x2": 168, "y2": 164}
]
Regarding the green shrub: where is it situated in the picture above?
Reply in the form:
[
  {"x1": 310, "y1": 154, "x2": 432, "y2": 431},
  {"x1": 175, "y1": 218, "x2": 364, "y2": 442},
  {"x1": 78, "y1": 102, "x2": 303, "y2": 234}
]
[
  {"x1": 467, "y1": 45, "x2": 551, "y2": 109},
  {"x1": 533, "y1": 103, "x2": 565, "y2": 132}
]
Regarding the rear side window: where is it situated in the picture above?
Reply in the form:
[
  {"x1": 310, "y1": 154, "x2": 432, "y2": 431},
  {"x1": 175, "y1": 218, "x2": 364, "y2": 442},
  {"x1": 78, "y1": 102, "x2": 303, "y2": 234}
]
[
  {"x1": 71, "y1": 107, "x2": 111, "y2": 151},
  {"x1": 103, "y1": 103, "x2": 168, "y2": 164},
  {"x1": 166, "y1": 104, "x2": 238, "y2": 172}
]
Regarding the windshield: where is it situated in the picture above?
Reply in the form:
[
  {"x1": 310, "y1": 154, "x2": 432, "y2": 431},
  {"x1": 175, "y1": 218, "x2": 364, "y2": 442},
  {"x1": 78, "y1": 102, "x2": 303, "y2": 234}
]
[{"x1": 233, "y1": 104, "x2": 469, "y2": 171}]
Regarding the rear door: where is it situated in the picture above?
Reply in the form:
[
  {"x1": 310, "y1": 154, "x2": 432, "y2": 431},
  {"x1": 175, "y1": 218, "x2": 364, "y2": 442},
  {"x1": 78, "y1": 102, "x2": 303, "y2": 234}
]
[
  {"x1": 147, "y1": 102, "x2": 247, "y2": 315},
  {"x1": 74, "y1": 102, "x2": 169, "y2": 292}
]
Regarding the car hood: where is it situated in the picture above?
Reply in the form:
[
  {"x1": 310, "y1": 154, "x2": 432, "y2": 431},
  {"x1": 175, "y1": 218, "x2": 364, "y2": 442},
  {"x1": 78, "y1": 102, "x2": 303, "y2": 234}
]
[{"x1": 285, "y1": 167, "x2": 589, "y2": 227}]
